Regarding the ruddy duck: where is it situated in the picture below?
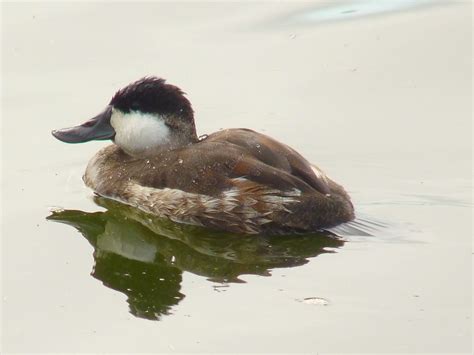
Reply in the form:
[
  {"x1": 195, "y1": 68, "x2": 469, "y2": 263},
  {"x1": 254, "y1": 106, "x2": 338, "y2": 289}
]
[{"x1": 52, "y1": 77, "x2": 354, "y2": 235}]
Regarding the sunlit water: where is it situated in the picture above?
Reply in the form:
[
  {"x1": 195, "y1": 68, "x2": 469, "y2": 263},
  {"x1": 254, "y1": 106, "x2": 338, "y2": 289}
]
[{"x1": 2, "y1": 1, "x2": 471, "y2": 353}]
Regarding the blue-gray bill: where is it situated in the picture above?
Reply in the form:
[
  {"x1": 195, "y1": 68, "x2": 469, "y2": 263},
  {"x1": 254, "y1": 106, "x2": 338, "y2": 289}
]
[{"x1": 51, "y1": 105, "x2": 115, "y2": 143}]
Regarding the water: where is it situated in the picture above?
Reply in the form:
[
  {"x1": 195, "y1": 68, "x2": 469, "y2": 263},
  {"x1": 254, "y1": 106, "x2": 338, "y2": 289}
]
[
  {"x1": 277, "y1": 0, "x2": 439, "y2": 25},
  {"x1": 2, "y1": 2, "x2": 471, "y2": 353}
]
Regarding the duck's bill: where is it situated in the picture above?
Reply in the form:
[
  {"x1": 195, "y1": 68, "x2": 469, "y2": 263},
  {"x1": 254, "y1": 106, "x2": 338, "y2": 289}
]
[{"x1": 52, "y1": 106, "x2": 115, "y2": 143}]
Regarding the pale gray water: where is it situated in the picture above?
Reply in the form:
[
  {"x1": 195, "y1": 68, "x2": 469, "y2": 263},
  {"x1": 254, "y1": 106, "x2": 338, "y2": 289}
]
[{"x1": 2, "y1": 2, "x2": 472, "y2": 353}]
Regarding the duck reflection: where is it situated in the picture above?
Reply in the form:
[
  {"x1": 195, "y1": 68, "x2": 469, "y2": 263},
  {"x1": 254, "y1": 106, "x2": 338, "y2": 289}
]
[{"x1": 47, "y1": 196, "x2": 344, "y2": 320}]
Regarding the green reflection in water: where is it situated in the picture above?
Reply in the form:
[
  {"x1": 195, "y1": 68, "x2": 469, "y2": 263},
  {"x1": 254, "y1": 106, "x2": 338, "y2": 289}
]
[{"x1": 47, "y1": 197, "x2": 344, "y2": 321}]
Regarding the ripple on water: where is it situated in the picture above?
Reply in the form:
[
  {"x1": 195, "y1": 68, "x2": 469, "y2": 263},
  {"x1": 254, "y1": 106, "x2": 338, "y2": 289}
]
[{"x1": 280, "y1": 0, "x2": 440, "y2": 26}]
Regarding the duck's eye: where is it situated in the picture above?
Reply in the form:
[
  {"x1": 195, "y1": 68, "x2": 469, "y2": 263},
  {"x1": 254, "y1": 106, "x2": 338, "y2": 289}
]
[{"x1": 130, "y1": 101, "x2": 140, "y2": 111}]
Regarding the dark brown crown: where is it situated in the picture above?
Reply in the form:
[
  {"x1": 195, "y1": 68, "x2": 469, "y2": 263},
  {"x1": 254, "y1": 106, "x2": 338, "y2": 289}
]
[{"x1": 110, "y1": 77, "x2": 194, "y2": 121}]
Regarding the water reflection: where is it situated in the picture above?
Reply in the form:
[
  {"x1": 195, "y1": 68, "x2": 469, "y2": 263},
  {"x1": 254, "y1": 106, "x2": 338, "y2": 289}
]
[{"x1": 47, "y1": 197, "x2": 344, "y2": 320}]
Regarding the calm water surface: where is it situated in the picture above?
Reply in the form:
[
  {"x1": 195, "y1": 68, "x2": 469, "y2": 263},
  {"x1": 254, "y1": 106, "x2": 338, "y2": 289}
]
[{"x1": 2, "y1": 1, "x2": 471, "y2": 353}]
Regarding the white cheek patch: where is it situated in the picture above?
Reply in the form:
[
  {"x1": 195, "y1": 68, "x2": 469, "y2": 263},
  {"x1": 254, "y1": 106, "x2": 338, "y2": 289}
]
[{"x1": 110, "y1": 109, "x2": 170, "y2": 155}]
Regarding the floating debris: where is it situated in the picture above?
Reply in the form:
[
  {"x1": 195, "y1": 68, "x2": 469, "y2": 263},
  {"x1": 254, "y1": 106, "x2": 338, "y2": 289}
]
[{"x1": 297, "y1": 297, "x2": 330, "y2": 306}]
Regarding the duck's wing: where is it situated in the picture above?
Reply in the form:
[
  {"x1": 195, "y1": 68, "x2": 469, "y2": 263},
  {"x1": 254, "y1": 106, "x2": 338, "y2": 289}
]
[
  {"x1": 141, "y1": 140, "x2": 320, "y2": 197},
  {"x1": 206, "y1": 129, "x2": 331, "y2": 195}
]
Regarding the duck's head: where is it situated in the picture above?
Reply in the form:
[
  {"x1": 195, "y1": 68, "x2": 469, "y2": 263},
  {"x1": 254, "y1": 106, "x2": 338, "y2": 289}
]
[{"x1": 52, "y1": 77, "x2": 198, "y2": 157}]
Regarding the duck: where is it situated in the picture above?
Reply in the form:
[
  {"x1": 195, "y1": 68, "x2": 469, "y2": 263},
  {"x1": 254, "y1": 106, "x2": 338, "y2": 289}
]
[{"x1": 52, "y1": 76, "x2": 354, "y2": 235}]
